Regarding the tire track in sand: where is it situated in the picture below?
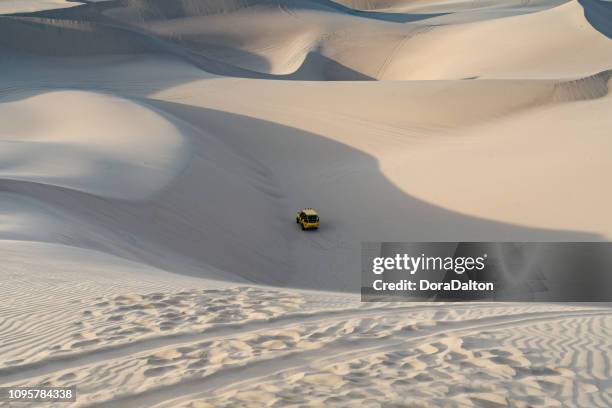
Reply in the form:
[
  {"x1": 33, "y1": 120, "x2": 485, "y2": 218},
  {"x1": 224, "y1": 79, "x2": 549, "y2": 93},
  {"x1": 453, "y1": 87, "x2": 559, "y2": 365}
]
[
  {"x1": 86, "y1": 309, "x2": 611, "y2": 408},
  {"x1": 0, "y1": 302, "x2": 512, "y2": 385}
]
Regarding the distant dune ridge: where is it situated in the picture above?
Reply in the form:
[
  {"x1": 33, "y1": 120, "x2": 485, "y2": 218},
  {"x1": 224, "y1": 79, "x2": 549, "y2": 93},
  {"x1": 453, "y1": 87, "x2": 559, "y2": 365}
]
[
  {"x1": 1, "y1": 0, "x2": 612, "y2": 407},
  {"x1": 2, "y1": 0, "x2": 610, "y2": 79}
]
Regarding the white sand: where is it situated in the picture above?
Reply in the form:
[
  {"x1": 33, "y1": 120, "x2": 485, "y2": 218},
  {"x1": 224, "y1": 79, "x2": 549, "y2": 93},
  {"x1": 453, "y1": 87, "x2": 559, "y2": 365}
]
[
  {"x1": 0, "y1": 90, "x2": 191, "y2": 199},
  {"x1": 0, "y1": 0, "x2": 80, "y2": 15},
  {"x1": 1, "y1": 0, "x2": 611, "y2": 406}
]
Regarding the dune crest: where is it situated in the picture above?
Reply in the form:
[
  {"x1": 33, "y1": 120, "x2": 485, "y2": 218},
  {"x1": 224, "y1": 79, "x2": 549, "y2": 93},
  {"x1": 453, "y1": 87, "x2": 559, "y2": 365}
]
[
  {"x1": 8, "y1": 0, "x2": 610, "y2": 81},
  {"x1": 0, "y1": 90, "x2": 191, "y2": 200},
  {"x1": 552, "y1": 69, "x2": 611, "y2": 102}
]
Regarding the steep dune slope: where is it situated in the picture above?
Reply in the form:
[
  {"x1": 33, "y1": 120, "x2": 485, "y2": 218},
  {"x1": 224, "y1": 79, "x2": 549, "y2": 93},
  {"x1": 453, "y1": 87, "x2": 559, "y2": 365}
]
[
  {"x1": 98, "y1": 0, "x2": 611, "y2": 80},
  {"x1": 2, "y1": 74, "x2": 609, "y2": 290},
  {"x1": 0, "y1": 0, "x2": 610, "y2": 291},
  {"x1": 381, "y1": 0, "x2": 612, "y2": 79},
  {"x1": 382, "y1": 71, "x2": 612, "y2": 236},
  {"x1": 0, "y1": 89, "x2": 292, "y2": 284},
  {"x1": 552, "y1": 69, "x2": 611, "y2": 101},
  {"x1": 0, "y1": 90, "x2": 190, "y2": 199},
  {"x1": 336, "y1": 0, "x2": 568, "y2": 12},
  {"x1": 0, "y1": 16, "x2": 158, "y2": 56},
  {"x1": 99, "y1": 0, "x2": 406, "y2": 78},
  {"x1": 3, "y1": 72, "x2": 609, "y2": 291},
  {"x1": 11, "y1": 0, "x2": 609, "y2": 81},
  {"x1": 0, "y1": 16, "x2": 270, "y2": 78},
  {"x1": 148, "y1": 70, "x2": 610, "y2": 288}
]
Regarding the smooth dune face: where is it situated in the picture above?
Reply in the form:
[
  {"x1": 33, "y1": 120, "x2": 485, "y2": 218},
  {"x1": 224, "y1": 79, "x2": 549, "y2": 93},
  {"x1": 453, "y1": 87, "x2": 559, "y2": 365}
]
[
  {"x1": 0, "y1": 90, "x2": 191, "y2": 199},
  {"x1": 89, "y1": 0, "x2": 612, "y2": 79},
  {"x1": 0, "y1": 0, "x2": 610, "y2": 293},
  {"x1": 1, "y1": 0, "x2": 611, "y2": 407},
  {"x1": 380, "y1": 1, "x2": 612, "y2": 79}
]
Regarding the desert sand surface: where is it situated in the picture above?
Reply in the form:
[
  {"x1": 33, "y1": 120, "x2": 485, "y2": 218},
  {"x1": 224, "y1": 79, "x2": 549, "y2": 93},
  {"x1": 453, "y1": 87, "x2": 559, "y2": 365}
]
[{"x1": 1, "y1": 0, "x2": 612, "y2": 406}]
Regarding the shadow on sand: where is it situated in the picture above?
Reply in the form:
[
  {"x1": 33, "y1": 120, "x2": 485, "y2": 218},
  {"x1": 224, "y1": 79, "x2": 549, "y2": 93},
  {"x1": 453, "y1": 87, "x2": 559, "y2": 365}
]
[
  {"x1": 2, "y1": 99, "x2": 602, "y2": 292},
  {"x1": 20, "y1": 0, "x2": 450, "y2": 24},
  {"x1": 578, "y1": 0, "x2": 612, "y2": 39},
  {"x1": 0, "y1": 13, "x2": 374, "y2": 81}
]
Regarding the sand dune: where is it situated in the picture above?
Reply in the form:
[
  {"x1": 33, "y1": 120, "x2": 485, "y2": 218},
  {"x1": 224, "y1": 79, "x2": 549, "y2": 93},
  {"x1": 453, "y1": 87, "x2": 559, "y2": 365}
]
[
  {"x1": 100, "y1": 0, "x2": 612, "y2": 79},
  {"x1": 1, "y1": 0, "x2": 611, "y2": 288},
  {"x1": 143, "y1": 68, "x2": 611, "y2": 287},
  {"x1": 4, "y1": 73, "x2": 610, "y2": 290},
  {"x1": 0, "y1": 90, "x2": 190, "y2": 199},
  {"x1": 380, "y1": 1, "x2": 612, "y2": 79},
  {"x1": 1, "y1": 0, "x2": 611, "y2": 406},
  {"x1": 6, "y1": 0, "x2": 610, "y2": 80}
]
